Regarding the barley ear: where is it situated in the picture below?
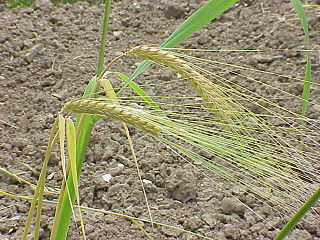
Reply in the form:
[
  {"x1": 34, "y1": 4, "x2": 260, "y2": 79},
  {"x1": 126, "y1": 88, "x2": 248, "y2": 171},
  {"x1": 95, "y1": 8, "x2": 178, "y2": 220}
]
[
  {"x1": 126, "y1": 46, "x2": 237, "y2": 121},
  {"x1": 61, "y1": 99, "x2": 161, "y2": 135}
]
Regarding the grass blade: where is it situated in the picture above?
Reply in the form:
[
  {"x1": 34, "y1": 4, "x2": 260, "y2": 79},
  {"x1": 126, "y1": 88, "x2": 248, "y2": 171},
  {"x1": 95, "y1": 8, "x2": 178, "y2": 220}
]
[
  {"x1": 96, "y1": 0, "x2": 112, "y2": 76},
  {"x1": 22, "y1": 119, "x2": 59, "y2": 240},
  {"x1": 112, "y1": 71, "x2": 161, "y2": 111},
  {"x1": 274, "y1": 187, "x2": 320, "y2": 240},
  {"x1": 290, "y1": 0, "x2": 312, "y2": 117},
  {"x1": 66, "y1": 118, "x2": 86, "y2": 239},
  {"x1": 50, "y1": 1, "x2": 112, "y2": 238}
]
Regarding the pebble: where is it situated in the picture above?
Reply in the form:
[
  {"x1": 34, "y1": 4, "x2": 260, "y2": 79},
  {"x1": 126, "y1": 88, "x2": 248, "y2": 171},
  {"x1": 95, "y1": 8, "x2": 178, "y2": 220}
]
[
  {"x1": 183, "y1": 217, "x2": 205, "y2": 231},
  {"x1": 165, "y1": 169, "x2": 198, "y2": 202},
  {"x1": 224, "y1": 224, "x2": 241, "y2": 239},
  {"x1": 312, "y1": 104, "x2": 320, "y2": 112},
  {"x1": 302, "y1": 214, "x2": 320, "y2": 233},
  {"x1": 0, "y1": 35, "x2": 9, "y2": 44},
  {"x1": 265, "y1": 217, "x2": 282, "y2": 230},
  {"x1": 106, "y1": 183, "x2": 129, "y2": 197},
  {"x1": 221, "y1": 197, "x2": 246, "y2": 215},
  {"x1": 159, "y1": 69, "x2": 174, "y2": 81},
  {"x1": 161, "y1": 226, "x2": 182, "y2": 237},
  {"x1": 250, "y1": 55, "x2": 277, "y2": 65},
  {"x1": 39, "y1": 80, "x2": 56, "y2": 88},
  {"x1": 287, "y1": 229, "x2": 313, "y2": 240},
  {"x1": 109, "y1": 163, "x2": 124, "y2": 176},
  {"x1": 102, "y1": 173, "x2": 112, "y2": 182},
  {"x1": 25, "y1": 43, "x2": 44, "y2": 63},
  {"x1": 43, "y1": 69, "x2": 61, "y2": 78},
  {"x1": 164, "y1": 4, "x2": 186, "y2": 19},
  {"x1": 201, "y1": 212, "x2": 217, "y2": 227}
]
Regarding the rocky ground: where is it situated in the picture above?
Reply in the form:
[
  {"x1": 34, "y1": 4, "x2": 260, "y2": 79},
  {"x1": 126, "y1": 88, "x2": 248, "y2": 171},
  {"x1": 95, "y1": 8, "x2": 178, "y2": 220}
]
[{"x1": 0, "y1": 0, "x2": 320, "y2": 239}]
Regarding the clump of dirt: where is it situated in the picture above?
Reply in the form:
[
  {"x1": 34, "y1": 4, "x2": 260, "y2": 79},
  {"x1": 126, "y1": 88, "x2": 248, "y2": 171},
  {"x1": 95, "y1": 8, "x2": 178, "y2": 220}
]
[{"x1": 0, "y1": 0, "x2": 319, "y2": 239}]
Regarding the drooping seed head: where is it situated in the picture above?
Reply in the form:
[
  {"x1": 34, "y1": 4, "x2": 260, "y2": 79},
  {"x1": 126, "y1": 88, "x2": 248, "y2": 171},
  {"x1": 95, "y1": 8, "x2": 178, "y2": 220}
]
[
  {"x1": 61, "y1": 99, "x2": 161, "y2": 135},
  {"x1": 126, "y1": 46, "x2": 237, "y2": 122}
]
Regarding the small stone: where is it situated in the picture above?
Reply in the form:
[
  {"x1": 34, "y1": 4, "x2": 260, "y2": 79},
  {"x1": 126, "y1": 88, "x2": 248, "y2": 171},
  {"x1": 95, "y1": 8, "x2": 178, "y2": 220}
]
[
  {"x1": 312, "y1": 104, "x2": 320, "y2": 112},
  {"x1": 48, "y1": 16, "x2": 61, "y2": 25},
  {"x1": 221, "y1": 197, "x2": 245, "y2": 215},
  {"x1": 0, "y1": 35, "x2": 9, "y2": 44},
  {"x1": 302, "y1": 214, "x2": 320, "y2": 232},
  {"x1": 43, "y1": 70, "x2": 61, "y2": 78},
  {"x1": 161, "y1": 226, "x2": 182, "y2": 237},
  {"x1": 35, "y1": 0, "x2": 52, "y2": 9},
  {"x1": 165, "y1": 169, "x2": 198, "y2": 202},
  {"x1": 201, "y1": 212, "x2": 217, "y2": 227},
  {"x1": 25, "y1": 44, "x2": 44, "y2": 63},
  {"x1": 112, "y1": 31, "x2": 123, "y2": 38},
  {"x1": 265, "y1": 217, "x2": 283, "y2": 230},
  {"x1": 104, "y1": 214, "x2": 116, "y2": 224},
  {"x1": 142, "y1": 179, "x2": 152, "y2": 184},
  {"x1": 159, "y1": 69, "x2": 174, "y2": 81},
  {"x1": 109, "y1": 164, "x2": 124, "y2": 176},
  {"x1": 197, "y1": 37, "x2": 210, "y2": 45},
  {"x1": 183, "y1": 217, "x2": 204, "y2": 231},
  {"x1": 224, "y1": 224, "x2": 241, "y2": 239},
  {"x1": 11, "y1": 138, "x2": 28, "y2": 149},
  {"x1": 287, "y1": 229, "x2": 313, "y2": 240},
  {"x1": 164, "y1": 4, "x2": 186, "y2": 19},
  {"x1": 107, "y1": 183, "x2": 129, "y2": 197},
  {"x1": 250, "y1": 55, "x2": 276, "y2": 65},
  {"x1": 102, "y1": 174, "x2": 112, "y2": 182},
  {"x1": 39, "y1": 81, "x2": 55, "y2": 88},
  {"x1": 121, "y1": 18, "x2": 130, "y2": 27}
]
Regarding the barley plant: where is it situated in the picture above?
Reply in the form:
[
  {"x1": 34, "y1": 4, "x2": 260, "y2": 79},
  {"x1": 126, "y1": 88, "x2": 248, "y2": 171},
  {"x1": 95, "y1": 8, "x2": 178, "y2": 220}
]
[{"x1": 1, "y1": 0, "x2": 320, "y2": 239}]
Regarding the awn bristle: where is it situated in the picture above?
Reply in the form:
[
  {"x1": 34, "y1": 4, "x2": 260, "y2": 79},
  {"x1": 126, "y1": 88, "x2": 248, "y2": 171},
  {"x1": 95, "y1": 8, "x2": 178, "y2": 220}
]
[
  {"x1": 126, "y1": 46, "x2": 237, "y2": 121},
  {"x1": 61, "y1": 99, "x2": 161, "y2": 134}
]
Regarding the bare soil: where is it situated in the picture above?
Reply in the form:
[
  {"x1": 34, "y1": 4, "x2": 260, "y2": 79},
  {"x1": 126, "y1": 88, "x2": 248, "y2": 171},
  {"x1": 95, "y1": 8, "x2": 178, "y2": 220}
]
[{"x1": 0, "y1": 0, "x2": 320, "y2": 239}]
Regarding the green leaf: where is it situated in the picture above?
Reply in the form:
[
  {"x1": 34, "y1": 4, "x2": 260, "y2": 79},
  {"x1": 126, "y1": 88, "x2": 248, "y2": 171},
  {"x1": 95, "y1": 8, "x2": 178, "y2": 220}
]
[
  {"x1": 290, "y1": 0, "x2": 311, "y2": 117},
  {"x1": 113, "y1": 72, "x2": 161, "y2": 111}
]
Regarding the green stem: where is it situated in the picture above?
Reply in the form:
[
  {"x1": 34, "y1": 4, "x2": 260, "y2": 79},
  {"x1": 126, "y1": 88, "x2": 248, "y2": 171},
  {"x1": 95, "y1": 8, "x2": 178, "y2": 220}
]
[
  {"x1": 96, "y1": 0, "x2": 112, "y2": 76},
  {"x1": 274, "y1": 187, "x2": 320, "y2": 240},
  {"x1": 50, "y1": 1, "x2": 112, "y2": 239}
]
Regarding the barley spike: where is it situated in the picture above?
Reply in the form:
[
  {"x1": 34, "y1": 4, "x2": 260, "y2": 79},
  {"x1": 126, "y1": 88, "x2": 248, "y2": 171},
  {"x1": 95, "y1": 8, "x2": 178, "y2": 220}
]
[
  {"x1": 61, "y1": 99, "x2": 161, "y2": 134},
  {"x1": 126, "y1": 46, "x2": 237, "y2": 121}
]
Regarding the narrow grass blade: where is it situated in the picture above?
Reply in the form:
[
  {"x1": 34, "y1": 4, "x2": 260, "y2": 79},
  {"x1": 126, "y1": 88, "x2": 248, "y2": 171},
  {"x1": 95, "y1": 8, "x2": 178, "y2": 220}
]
[
  {"x1": 290, "y1": 0, "x2": 312, "y2": 117},
  {"x1": 96, "y1": 0, "x2": 112, "y2": 76},
  {"x1": 51, "y1": 1, "x2": 113, "y2": 238},
  {"x1": 274, "y1": 187, "x2": 320, "y2": 240},
  {"x1": 58, "y1": 115, "x2": 67, "y2": 179},
  {"x1": 112, "y1": 71, "x2": 161, "y2": 111},
  {"x1": 117, "y1": 0, "x2": 239, "y2": 95},
  {"x1": 22, "y1": 119, "x2": 59, "y2": 240},
  {"x1": 66, "y1": 118, "x2": 86, "y2": 239}
]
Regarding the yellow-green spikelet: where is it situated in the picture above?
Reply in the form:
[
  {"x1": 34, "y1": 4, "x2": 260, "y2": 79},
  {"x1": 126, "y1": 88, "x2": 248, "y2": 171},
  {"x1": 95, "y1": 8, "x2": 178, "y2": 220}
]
[
  {"x1": 61, "y1": 99, "x2": 161, "y2": 135},
  {"x1": 126, "y1": 46, "x2": 236, "y2": 121}
]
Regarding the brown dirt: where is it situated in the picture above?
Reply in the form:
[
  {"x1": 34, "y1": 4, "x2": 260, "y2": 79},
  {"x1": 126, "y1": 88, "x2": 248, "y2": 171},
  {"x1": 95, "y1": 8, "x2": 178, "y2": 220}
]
[{"x1": 0, "y1": 0, "x2": 320, "y2": 239}]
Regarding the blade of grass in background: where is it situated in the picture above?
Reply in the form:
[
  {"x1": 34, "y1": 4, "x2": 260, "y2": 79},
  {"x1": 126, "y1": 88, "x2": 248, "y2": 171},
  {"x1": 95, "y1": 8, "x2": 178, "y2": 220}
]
[
  {"x1": 274, "y1": 187, "x2": 320, "y2": 240},
  {"x1": 112, "y1": 72, "x2": 162, "y2": 111},
  {"x1": 290, "y1": 0, "x2": 312, "y2": 118},
  {"x1": 117, "y1": 0, "x2": 239, "y2": 95}
]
